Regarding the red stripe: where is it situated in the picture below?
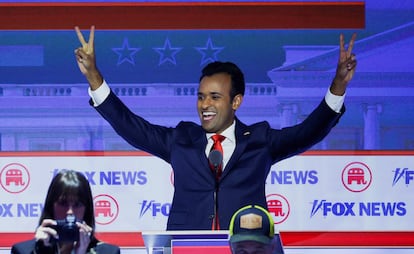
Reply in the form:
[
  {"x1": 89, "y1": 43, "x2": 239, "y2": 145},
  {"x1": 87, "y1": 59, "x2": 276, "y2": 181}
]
[
  {"x1": 2, "y1": 232, "x2": 414, "y2": 248},
  {"x1": 0, "y1": 2, "x2": 365, "y2": 30},
  {"x1": 0, "y1": 232, "x2": 144, "y2": 248},
  {"x1": 95, "y1": 232, "x2": 144, "y2": 247},
  {"x1": 281, "y1": 231, "x2": 414, "y2": 247}
]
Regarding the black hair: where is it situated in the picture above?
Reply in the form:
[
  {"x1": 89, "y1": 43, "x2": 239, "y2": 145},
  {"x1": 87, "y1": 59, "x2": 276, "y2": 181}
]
[
  {"x1": 200, "y1": 61, "x2": 245, "y2": 100},
  {"x1": 38, "y1": 170, "x2": 96, "y2": 243}
]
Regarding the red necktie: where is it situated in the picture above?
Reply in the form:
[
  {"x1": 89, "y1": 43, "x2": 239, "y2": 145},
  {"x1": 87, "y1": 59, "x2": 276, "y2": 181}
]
[
  {"x1": 210, "y1": 134, "x2": 225, "y2": 231},
  {"x1": 210, "y1": 134, "x2": 225, "y2": 179}
]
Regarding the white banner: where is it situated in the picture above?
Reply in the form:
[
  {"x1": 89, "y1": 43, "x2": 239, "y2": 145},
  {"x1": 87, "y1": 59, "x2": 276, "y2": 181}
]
[
  {"x1": 265, "y1": 153, "x2": 413, "y2": 231},
  {"x1": 1, "y1": 151, "x2": 413, "y2": 247}
]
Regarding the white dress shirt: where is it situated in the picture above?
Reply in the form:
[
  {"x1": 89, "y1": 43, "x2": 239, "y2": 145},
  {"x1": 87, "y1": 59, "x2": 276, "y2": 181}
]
[{"x1": 205, "y1": 122, "x2": 236, "y2": 171}]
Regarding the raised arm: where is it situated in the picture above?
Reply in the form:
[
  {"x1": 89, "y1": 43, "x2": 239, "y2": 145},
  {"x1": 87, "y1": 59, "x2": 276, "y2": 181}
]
[
  {"x1": 330, "y1": 33, "x2": 357, "y2": 96},
  {"x1": 74, "y1": 25, "x2": 103, "y2": 91}
]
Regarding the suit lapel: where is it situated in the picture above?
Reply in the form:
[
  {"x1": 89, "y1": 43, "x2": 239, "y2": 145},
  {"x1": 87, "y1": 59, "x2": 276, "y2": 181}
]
[
  {"x1": 222, "y1": 119, "x2": 250, "y2": 179},
  {"x1": 187, "y1": 125, "x2": 210, "y2": 173}
]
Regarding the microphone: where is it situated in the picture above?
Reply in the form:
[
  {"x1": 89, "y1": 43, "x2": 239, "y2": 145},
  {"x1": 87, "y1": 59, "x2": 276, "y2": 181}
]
[
  {"x1": 208, "y1": 149, "x2": 223, "y2": 230},
  {"x1": 208, "y1": 149, "x2": 223, "y2": 174}
]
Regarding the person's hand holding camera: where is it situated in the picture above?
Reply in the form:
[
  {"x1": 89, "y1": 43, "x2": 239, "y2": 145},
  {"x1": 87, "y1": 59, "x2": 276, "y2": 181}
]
[
  {"x1": 35, "y1": 218, "x2": 59, "y2": 246},
  {"x1": 73, "y1": 219, "x2": 94, "y2": 254},
  {"x1": 35, "y1": 215, "x2": 93, "y2": 253}
]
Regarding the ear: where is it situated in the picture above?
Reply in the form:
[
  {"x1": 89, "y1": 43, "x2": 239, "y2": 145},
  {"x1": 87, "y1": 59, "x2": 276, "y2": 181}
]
[{"x1": 232, "y1": 94, "x2": 243, "y2": 110}]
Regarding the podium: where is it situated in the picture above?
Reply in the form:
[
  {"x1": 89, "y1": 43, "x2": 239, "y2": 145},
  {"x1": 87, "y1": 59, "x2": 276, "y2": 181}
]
[{"x1": 142, "y1": 230, "x2": 284, "y2": 254}]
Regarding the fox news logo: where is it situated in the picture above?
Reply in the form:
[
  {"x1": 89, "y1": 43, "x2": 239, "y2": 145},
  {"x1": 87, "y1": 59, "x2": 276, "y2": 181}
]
[
  {"x1": 392, "y1": 168, "x2": 414, "y2": 186},
  {"x1": 0, "y1": 203, "x2": 43, "y2": 218},
  {"x1": 139, "y1": 200, "x2": 171, "y2": 218},
  {"x1": 269, "y1": 170, "x2": 318, "y2": 185},
  {"x1": 53, "y1": 168, "x2": 147, "y2": 186},
  {"x1": 310, "y1": 200, "x2": 406, "y2": 217}
]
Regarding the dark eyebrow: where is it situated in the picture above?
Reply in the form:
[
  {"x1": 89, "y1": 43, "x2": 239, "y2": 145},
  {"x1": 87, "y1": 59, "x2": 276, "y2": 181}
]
[
  {"x1": 210, "y1": 92, "x2": 223, "y2": 96},
  {"x1": 197, "y1": 91, "x2": 222, "y2": 96}
]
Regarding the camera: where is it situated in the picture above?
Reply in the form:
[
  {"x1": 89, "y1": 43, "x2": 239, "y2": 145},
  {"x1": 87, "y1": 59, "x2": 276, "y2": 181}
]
[{"x1": 53, "y1": 214, "x2": 80, "y2": 242}]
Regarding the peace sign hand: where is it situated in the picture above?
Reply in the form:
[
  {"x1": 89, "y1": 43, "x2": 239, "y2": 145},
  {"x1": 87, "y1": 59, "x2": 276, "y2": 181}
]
[
  {"x1": 74, "y1": 26, "x2": 103, "y2": 90},
  {"x1": 331, "y1": 33, "x2": 357, "y2": 96}
]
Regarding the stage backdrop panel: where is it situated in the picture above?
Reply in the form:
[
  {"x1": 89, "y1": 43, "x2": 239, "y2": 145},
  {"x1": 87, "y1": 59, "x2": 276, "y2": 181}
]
[{"x1": 0, "y1": 151, "x2": 413, "y2": 248}]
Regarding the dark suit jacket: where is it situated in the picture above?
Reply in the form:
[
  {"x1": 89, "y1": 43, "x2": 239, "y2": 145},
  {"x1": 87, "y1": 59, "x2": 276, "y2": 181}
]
[
  {"x1": 95, "y1": 91, "x2": 343, "y2": 230},
  {"x1": 11, "y1": 239, "x2": 120, "y2": 254}
]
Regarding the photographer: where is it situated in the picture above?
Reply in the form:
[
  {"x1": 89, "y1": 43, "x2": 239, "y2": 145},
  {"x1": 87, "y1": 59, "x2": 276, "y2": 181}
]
[{"x1": 11, "y1": 170, "x2": 120, "y2": 254}]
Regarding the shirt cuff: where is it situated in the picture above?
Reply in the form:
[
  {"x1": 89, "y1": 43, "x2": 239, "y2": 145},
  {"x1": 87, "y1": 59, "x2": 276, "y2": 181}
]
[
  {"x1": 88, "y1": 80, "x2": 110, "y2": 107},
  {"x1": 325, "y1": 89, "x2": 345, "y2": 113}
]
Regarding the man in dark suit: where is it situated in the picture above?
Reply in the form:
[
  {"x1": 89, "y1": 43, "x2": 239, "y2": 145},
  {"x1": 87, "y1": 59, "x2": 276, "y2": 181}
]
[{"x1": 74, "y1": 26, "x2": 357, "y2": 230}]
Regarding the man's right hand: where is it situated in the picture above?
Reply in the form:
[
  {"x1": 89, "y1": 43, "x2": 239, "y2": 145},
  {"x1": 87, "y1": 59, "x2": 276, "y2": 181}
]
[{"x1": 74, "y1": 25, "x2": 103, "y2": 91}]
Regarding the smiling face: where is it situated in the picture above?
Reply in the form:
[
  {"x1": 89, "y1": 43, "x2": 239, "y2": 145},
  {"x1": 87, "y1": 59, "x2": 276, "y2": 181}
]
[{"x1": 197, "y1": 72, "x2": 243, "y2": 134}]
